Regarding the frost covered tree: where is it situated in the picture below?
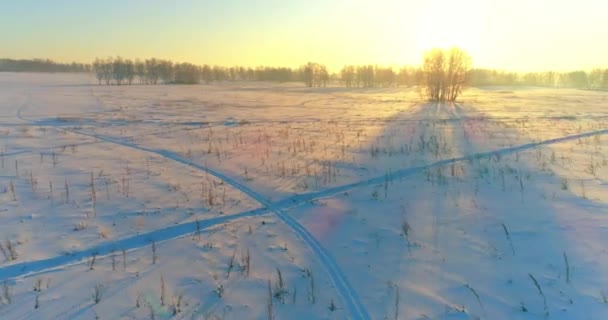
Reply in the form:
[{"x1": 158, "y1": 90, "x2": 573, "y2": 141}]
[
  {"x1": 134, "y1": 59, "x2": 146, "y2": 84},
  {"x1": 212, "y1": 66, "x2": 226, "y2": 82},
  {"x1": 158, "y1": 60, "x2": 174, "y2": 84},
  {"x1": 397, "y1": 66, "x2": 421, "y2": 87},
  {"x1": 358, "y1": 65, "x2": 375, "y2": 88},
  {"x1": 145, "y1": 58, "x2": 160, "y2": 84},
  {"x1": 564, "y1": 71, "x2": 587, "y2": 89},
  {"x1": 174, "y1": 62, "x2": 200, "y2": 84},
  {"x1": 112, "y1": 56, "x2": 125, "y2": 85},
  {"x1": 301, "y1": 62, "x2": 329, "y2": 87},
  {"x1": 422, "y1": 48, "x2": 471, "y2": 102},
  {"x1": 92, "y1": 58, "x2": 104, "y2": 85},
  {"x1": 341, "y1": 65, "x2": 356, "y2": 87},
  {"x1": 0, "y1": 58, "x2": 88, "y2": 72},
  {"x1": 124, "y1": 59, "x2": 135, "y2": 85},
  {"x1": 201, "y1": 65, "x2": 213, "y2": 84},
  {"x1": 375, "y1": 66, "x2": 396, "y2": 87},
  {"x1": 318, "y1": 64, "x2": 329, "y2": 87},
  {"x1": 302, "y1": 62, "x2": 314, "y2": 87},
  {"x1": 101, "y1": 58, "x2": 113, "y2": 85}
]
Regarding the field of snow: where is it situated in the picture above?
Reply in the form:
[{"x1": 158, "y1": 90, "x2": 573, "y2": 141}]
[{"x1": 0, "y1": 72, "x2": 607, "y2": 320}]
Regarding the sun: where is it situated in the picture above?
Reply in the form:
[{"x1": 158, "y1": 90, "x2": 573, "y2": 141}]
[{"x1": 412, "y1": 0, "x2": 486, "y2": 57}]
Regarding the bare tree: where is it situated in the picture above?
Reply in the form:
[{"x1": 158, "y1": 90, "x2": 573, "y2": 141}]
[
  {"x1": 92, "y1": 58, "x2": 104, "y2": 85},
  {"x1": 0, "y1": 58, "x2": 89, "y2": 72},
  {"x1": 158, "y1": 60, "x2": 174, "y2": 84},
  {"x1": 112, "y1": 56, "x2": 126, "y2": 85},
  {"x1": 124, "y1": 59, "x2": 135, "y2": 85},
  {"x1": 145, "y1": 58, "x2": 160, "y2": 84},
  {"x1": 355, "y1": 65, "x2": 375, "y2": 88},
  {"x1": 341, "y1": 65, "x2": 356, "y2": 87},
  {"x1": 201, "y1": 64, "x2": 213, "y2": 84},
  {"x1": 444, "y1": 48, "x2": 472, "y2": 101},
  {"x1": 301, "y1": 62, "x2": 329, "y2": 87},
  {"x1": 422, "y1": 47, "x2": 471, "y2": 102},
  {"x1": 588, "y1": 69, "x2": 605, "y2": 90},
  {"x1": 375, "y1": 66, "x2": 396, "y2": 87},
  {"x1": 422, "y1": 48, "x2": 445, "y2": 101},
  {"x1": 135, "y1": 59, "x2": 146, "y2": 84},
  {"x1": 318, "y1": 64, "x2": 329, "y2": 87},
  {"x1": 175, "y1": 63, "x2": 201, "y2": 84},
  {"x1": 302, "y1": 62, "x2": 315, "y2": 87},
  {"x1": 212, "y1": 65, "x2": 226, "y2": 82},
  {"x1": 102, "y1": 58, "x2": 113, "y2": 85}
]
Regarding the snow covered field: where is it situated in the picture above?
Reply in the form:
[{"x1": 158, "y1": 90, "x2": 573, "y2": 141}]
[{"x1": 0, "y1": 72, "x2": 607, "y2": 320}]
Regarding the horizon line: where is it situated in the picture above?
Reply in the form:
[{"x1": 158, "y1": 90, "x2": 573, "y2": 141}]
[{"x1": 1, "y1": 56, "x2": 606, "y2": 74}]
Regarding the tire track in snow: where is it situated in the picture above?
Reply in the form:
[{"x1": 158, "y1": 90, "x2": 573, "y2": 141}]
[
  {"x1": 111, "y1": 148, "x2": 373, "y2": 320},
  {"x1": 0, "y1": 141, "x2": 105, "y2": 159},
  {"x1": 0, "y1": 208, "x2": 265, "y2": 281},
  {"x1": 16, "y1": 106, "x2": 373, "y2": 320},
  {"x1": 272, "y1": 126, "x2": 608, "y2": 207}
]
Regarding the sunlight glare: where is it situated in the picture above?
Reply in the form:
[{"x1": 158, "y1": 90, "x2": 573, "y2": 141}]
[{"x1": 413, "y1": 0, "x2": 487, "y2": 56}]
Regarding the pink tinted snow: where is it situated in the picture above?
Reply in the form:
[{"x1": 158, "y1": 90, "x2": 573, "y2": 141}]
[{"x1": 303, "y1": 199, "x2": 349, "y2": 241}]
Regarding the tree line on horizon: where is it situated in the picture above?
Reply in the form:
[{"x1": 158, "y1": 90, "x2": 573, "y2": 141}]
[
  {"x1": 2, "y1": 57, "x2": 608, "y2": 91},
  {"x1": 88, "y1": 57, "x2": 426, "y2": 90},
  {"x1": 91, "y1": 57, "x2": 311, "y2": 85},
  {"x1": 0, "y1": 58, "x2": 89, "y2": 73},
  {"x1": 469, "y1": 68, "x2": 608, "y2": 89}
]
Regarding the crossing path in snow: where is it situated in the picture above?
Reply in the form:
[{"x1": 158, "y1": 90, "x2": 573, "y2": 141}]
[
  {"x1": 10, "y1": 104, "x2": 608, "y2": 319},
  {"x1": 16, "y1": 105, "x2": 373, "y2": 320}
]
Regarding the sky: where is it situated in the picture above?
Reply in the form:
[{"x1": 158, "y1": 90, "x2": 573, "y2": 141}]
[{"x1": 1, "y1": 0, "x2": 607, "y2": 72}]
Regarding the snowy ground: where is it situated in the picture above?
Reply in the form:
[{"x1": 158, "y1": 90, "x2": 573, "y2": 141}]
[{"x1": 0, "y1": 73, "x2": 607, "y2": 320}]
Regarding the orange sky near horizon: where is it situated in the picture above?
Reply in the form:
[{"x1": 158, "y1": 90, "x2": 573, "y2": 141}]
[{"x1": 1, "y1": 0, "x2": 607, "y2": 72}]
